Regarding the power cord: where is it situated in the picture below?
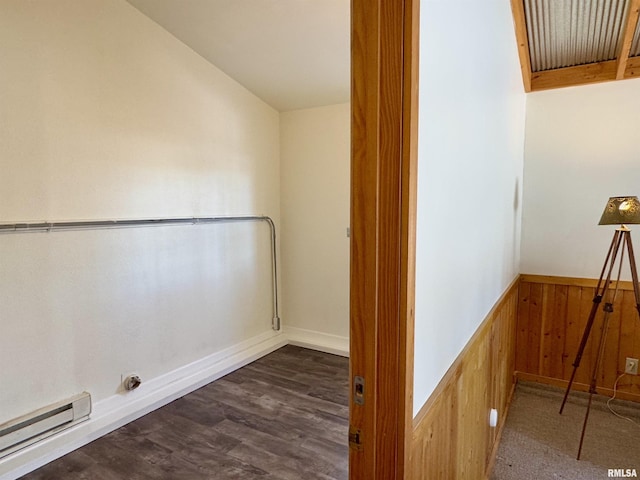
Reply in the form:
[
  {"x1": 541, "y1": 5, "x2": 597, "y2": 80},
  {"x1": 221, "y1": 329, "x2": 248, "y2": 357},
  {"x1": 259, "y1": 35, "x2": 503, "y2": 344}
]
[{"x1": 607, "y1": 373, "x2": 640, "y2": 427}]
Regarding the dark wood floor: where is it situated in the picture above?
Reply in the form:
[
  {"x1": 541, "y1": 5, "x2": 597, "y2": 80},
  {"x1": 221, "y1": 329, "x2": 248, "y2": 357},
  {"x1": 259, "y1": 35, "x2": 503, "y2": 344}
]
[{"x1": 21, "y1": 345, "x2": 349, "y2": 480}]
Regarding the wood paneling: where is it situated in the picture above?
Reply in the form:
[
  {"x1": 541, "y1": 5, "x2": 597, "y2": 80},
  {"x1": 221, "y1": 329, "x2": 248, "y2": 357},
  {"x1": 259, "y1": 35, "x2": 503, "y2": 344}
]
[
  {"x1": 516, "y1": 275, "x2": 640, "y2": 402},
  {"x1": 411, "y1": 279, "x2": 519, "y2": 480}
]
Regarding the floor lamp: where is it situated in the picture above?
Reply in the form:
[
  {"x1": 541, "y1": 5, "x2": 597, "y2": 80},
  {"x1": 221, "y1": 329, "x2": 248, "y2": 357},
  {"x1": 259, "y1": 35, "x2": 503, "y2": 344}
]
[{"x1": 559, "y1": 196, "x2": 640, "y2": 460}]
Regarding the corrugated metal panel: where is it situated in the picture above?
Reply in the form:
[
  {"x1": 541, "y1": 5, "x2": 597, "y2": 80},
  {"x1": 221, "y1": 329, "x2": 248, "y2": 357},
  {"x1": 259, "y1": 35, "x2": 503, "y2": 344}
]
[
  {"x1": 631, "y1": 15, "x2": 640, "y2": 56},
  {"x1": 524, "y1": 0, "x2": 629, "y2": 72}
]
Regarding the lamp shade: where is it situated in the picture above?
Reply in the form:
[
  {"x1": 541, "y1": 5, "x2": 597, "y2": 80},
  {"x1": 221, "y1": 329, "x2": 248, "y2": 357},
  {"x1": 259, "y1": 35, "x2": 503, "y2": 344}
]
[{"x1": 598, "y1": 196, "x2": 640, "y2": 225}]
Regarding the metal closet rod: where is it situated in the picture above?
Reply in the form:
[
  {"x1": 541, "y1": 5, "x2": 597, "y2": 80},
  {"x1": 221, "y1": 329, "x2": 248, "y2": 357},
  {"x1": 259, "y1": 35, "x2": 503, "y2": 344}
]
[{"x1": 0, "y1": 215, "x2": 281, "y2": 331}]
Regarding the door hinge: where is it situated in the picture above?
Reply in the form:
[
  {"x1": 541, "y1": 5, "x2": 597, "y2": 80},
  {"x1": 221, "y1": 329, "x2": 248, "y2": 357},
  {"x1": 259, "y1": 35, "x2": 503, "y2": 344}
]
[{"x1": 349, "y1": 426, "x2": 363, "y2": 451}]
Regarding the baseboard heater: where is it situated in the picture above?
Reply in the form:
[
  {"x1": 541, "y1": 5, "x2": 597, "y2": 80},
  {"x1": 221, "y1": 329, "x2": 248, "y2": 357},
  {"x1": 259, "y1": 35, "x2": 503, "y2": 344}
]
[{"x1": 0, "y1": 392, "x2": 91, "y2": 459}]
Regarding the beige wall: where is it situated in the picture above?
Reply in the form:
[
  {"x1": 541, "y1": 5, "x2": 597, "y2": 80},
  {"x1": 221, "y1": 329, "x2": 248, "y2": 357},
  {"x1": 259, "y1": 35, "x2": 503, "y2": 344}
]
[
  {"x1": 521, "y1": 79, "x2": 640, "y2": 279},
  {"x1": 414, "y1": 0, "x2": 527, "y2": 414},
  {"x1": 280, "y1": 103, "x2": 350, "y2": 348},
  {"x1": 0, "y1": 0, "x2": 280, "y2": 426}
]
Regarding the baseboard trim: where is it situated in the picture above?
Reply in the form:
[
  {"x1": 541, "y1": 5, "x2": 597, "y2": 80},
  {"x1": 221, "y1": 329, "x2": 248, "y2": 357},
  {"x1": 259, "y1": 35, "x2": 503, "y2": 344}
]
[
  {"x1": 0, "y1": 331, "x2": 288, "y2": 480},
  {"x1": 515, "y1": 372, "x2": 640, "y2": 403},
  {"x1": 284, "y1": 326, "x2": 349, "y2": 357}
]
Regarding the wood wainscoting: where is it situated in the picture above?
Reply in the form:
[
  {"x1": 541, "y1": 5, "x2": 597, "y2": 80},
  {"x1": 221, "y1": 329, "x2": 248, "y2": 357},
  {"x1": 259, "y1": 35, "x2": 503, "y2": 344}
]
[
  {"x1": 410, "y1": 278, "x2": 519, "y2": 480},
  {"x1": 516, "y1": 274, "x2": 640, "y2": 402}
]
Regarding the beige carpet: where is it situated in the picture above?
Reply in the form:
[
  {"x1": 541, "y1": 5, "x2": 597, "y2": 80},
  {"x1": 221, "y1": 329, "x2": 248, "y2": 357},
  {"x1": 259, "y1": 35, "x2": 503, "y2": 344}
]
[{"x1": 491, "y1": 382, "x2": 640, "y2": 480}]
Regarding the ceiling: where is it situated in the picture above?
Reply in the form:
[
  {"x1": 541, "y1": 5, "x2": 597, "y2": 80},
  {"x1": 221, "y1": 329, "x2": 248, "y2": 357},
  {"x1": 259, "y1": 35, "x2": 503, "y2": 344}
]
[
  {"x1": 126, "y1": 0, "x2": 350, "y2": 112},
  {"x1": 511, "y1": 0, "x2": 640, "y2": 91},
  {"x1": 126, "y1": 0, "x2": 640, "y2": 105}
]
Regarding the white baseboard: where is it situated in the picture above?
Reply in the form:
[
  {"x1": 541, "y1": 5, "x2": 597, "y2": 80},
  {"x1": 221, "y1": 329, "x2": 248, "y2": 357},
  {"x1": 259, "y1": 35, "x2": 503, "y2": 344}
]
[
  {"x1": 0, "y1": 331, "x2": 288, "y2": 480},
  {"x1": 284, "y1": 326, "x2": 349, "y2": 357}
]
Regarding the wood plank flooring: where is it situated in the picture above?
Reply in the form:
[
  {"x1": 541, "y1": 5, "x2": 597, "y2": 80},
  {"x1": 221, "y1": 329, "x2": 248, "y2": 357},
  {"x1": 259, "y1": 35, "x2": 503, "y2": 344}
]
[{"x1": 20, "y1": 346, "x2": 349, "y2": 480}]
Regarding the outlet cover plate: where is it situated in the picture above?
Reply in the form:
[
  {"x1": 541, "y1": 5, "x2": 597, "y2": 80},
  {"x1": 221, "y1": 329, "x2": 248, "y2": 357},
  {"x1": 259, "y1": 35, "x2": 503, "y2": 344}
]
[{"x1": 625, "y1": 357, "x2": 639, "y2": 375}]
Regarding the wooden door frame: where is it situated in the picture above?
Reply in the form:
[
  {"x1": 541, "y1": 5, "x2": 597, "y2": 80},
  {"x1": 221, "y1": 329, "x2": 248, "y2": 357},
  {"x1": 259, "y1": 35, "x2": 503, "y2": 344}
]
[{"x1": 350, "y1": 0, "x2": 419, "y2": 479}]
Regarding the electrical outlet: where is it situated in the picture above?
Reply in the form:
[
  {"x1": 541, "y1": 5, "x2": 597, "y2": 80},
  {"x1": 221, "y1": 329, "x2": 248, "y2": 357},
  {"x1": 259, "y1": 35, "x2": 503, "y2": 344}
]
[{"x1": 625, "y1": 357, "x2": 639, "y2": 375}]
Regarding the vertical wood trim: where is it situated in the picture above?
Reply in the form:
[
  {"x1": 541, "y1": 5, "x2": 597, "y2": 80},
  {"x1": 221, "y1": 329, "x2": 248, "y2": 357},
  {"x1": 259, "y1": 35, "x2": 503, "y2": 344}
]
[
  {"x1": 350, "y1": 0, "x2": 380, "y2": 477},
  {"x1": 510, "y1": 0, "x2": 532, "y2": 92},
  {"x1": 399, "y1": 0, "x2": 420, "y2": 477},
  {"x1": 350, "y1": 1, "x2": 419, "y2": 479},
  {"x1": 376, "y1": 0, "x2": 403, "y2": 475},
  {"x1": 616, "y1": 0, "x2": 640, "y2": 79}
]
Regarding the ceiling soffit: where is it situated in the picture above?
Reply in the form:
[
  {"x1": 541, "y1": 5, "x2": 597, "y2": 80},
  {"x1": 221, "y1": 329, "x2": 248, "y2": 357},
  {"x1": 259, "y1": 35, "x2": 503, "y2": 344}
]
[{"x1": 511, "y1": 0, "x2": 640, "y2": 91}]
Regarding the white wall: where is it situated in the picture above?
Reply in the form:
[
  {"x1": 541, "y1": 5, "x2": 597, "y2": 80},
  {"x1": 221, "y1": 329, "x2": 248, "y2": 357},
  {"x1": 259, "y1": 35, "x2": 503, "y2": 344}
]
[
  {"x1": 413, "y1": 0, "x2": 527, "y2": 414},
  {"x1": 0, "y1": 0, "x2": 280, "y2": 427},
  {"x1": 280, "y1": 103, "x2": 350, "y2": 351},
  {"x1": 521, "y1": 79, "x2": 640, "y2": 279}
]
